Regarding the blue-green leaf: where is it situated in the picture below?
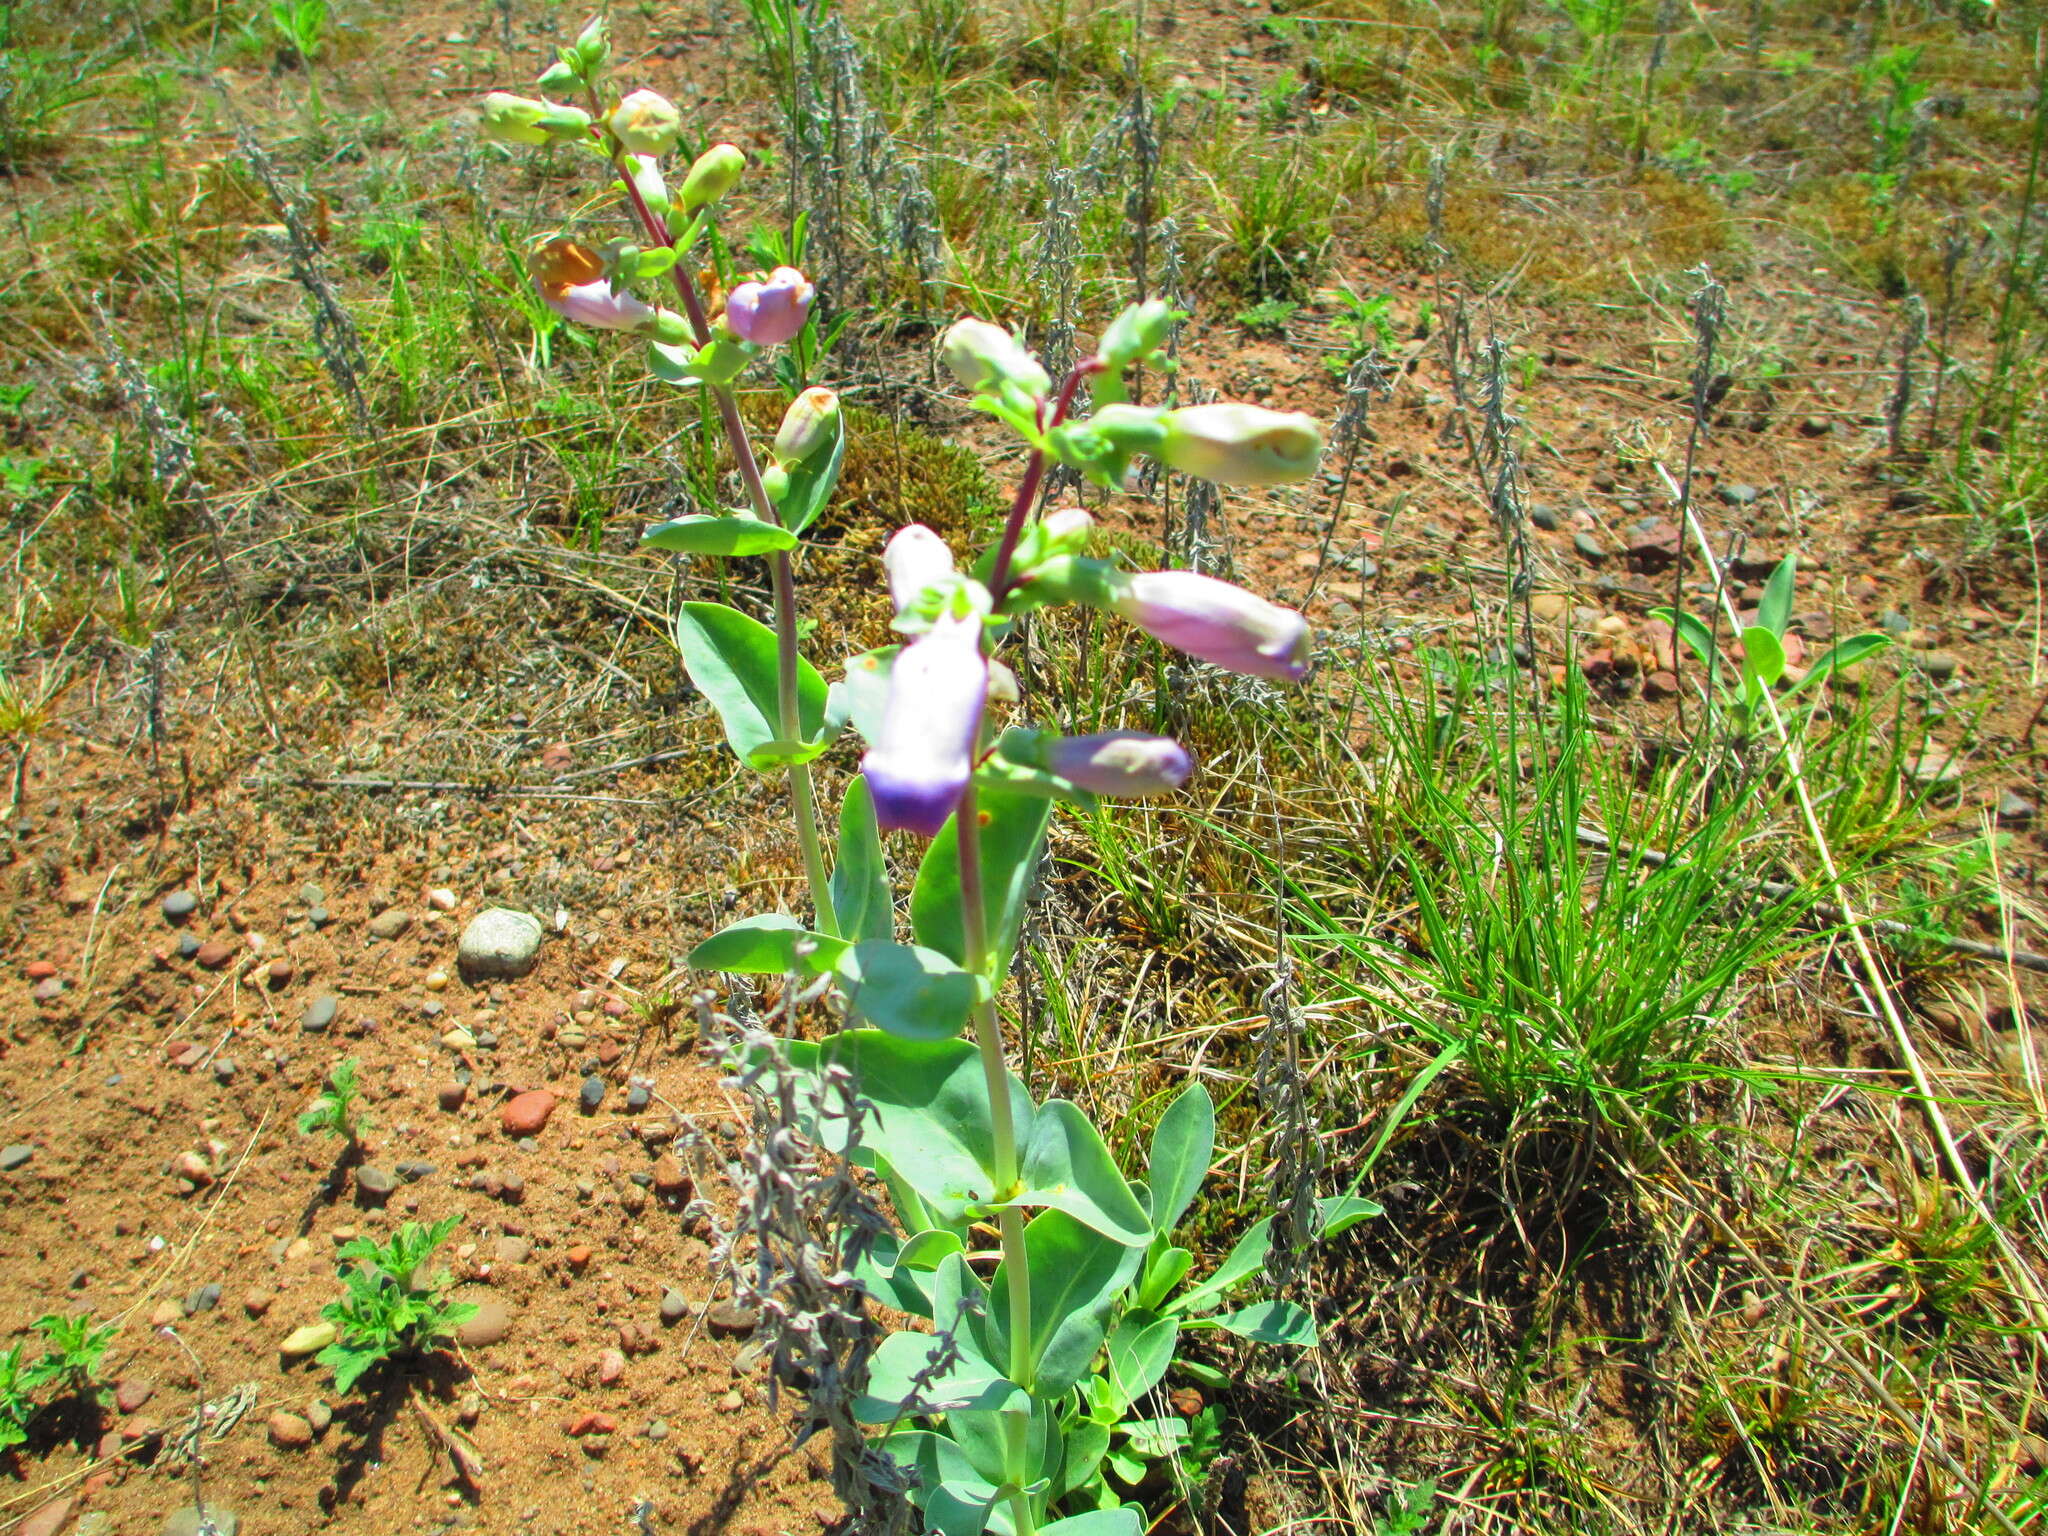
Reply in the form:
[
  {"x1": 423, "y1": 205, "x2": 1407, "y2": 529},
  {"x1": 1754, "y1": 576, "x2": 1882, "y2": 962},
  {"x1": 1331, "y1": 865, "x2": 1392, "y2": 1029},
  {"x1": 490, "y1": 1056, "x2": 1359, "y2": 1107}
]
[
  {"x1": 641, "y1": 513, "x2": 796, "y2": 557},
  {"x1": 1170, "y1": 1216, "x2": 1276, "y2": 1315},
  {"x1": 672, "y1": 601, "x2": 828, "y2": 766},
  {"x1": 1316, "y1": 1194, "x2": 1383, "y2": 1237},
  {"x1": 834, "y1": 940, "x2": 985, "y2": 1041},
  {"x1": 837, "y1": 648, "x2": 897, "y2": 748},
  {"x1": 1146, "y1": 1083, "x2": 1214, "y2": 1236},
  {"x1": 882, "y1": 1431, "x2": 1004, "y2": 1535},
  {"x1": 1207, "y1": 1298, "x2": 1317, "y2": 1345},
  {"x1": 1120, "y1": 1417, "x2": 1190, "y2": 1458},
  {"x1": 687, "y1": 912, "x2": 844, "y2": 974},
  {"x1": 832, "y1": 777, "x2": 894, "y2": 943},
  {"x1": 1053, "y1": 1420, "x2": 1113, "y2": 1500},
  {"x1": 912, "y1": 785, "x2": 1053, "y2": 974},
  {"x1": 858, "y1": 1327, "x2": 1011, "y2": 1421},
  {"x1": 1040, "y1": 1511, "x2": 1140, "y2": 1536},
  {"x1": 743, "y1": 737, "x2": 832, "y2": 771},
  {"x1": 854, "y1": 1227, "x2": 963, "y2": 1319},
  {"x1": 785, "y1": 1031, "x2": 1030, "y2": 1228},
  {"x1": 1011, "y1": 1100, "x2": 1151, "y2": 1246},
  {"x1": 1647, "y1": 606, "x2": 1718, "y2": 678},
  {"x1": 1135, "y1": 1245, "x2": 1194, "y2": 1312},
  {"x1": 989, "y1": 1209, "x2": 1145, "y2": 1398},
  {"x1": 1102, "y1": 1310, "x2": 1179, "y2": 1412}
]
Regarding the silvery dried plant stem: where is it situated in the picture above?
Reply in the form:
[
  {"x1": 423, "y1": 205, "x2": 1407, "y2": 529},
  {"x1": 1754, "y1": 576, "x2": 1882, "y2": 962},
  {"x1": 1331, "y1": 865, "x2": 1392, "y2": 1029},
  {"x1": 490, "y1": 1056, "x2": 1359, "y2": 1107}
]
[
  {"x1": 1676, "y1": 267, "x2": 1728, "y2": 740},
  {"x1": 1304, "y1": 349, "x2": 1393, "y2": 606},
  {"x1": 234, "y1": 128, "x2": 372, "y2": 437},
  {"x1": 1886, "y1": 292, "x2": 1927, "y2": 458},
  {"x1": 1254, "y1": 792, "x2": 1322, "y2": 1291},
  {"x1": 688, "y1": 985, "x2": 910, "y2": 1532}
]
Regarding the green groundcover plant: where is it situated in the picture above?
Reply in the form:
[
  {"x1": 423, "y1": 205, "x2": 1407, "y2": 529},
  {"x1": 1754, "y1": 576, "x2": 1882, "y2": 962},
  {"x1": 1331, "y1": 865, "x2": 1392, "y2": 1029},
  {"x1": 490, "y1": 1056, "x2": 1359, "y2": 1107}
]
[{"x1": 475, "y1": 22, "x2": 1374, "y2": 1531}]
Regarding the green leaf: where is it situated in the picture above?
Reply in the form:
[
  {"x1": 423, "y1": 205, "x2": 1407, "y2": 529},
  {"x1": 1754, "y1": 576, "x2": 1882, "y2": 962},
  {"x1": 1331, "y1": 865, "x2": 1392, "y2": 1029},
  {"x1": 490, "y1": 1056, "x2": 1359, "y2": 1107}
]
[
  {"x1": 688, "y1": 913, "x2": 845, "y2": 975},
  {"x1": 1785, "y1": 631, "x2": 1891, "y2": 696},
  {"x1": 1207, "y1": 1298, "x2": 1317, "y2": 1345},
  {"x1": 1103, "y1": 1310, "x2": 1179, "y2": 1412},
  {"x1": 316, "y1": 1338, "x2": 387, "y2": 1395},
  {"x1": 1041, "y1": 1514, "x2": 1141, "y2": 1536},
  {"x1": 775, "y1": 403, "x2": 846, "y2": 535},
  {"x1": 1647, "y1": 606, "x2": 1718, "y2": 677},
  {"x1": 1054, "y1": 1419, "x2": 1113, "y2": 1499},
  {"x1": 989, "y1": 1208, "x2": 1145, "y2": 1398},
  {"x1": 1740, "y1": 625, "x2": 1786, "y2": 690},
  {"x1": 1135, "y1": 1244, "x2": 1194, "y2": 1311},
  {"x1": 1146, "y1": 1083, "x2": 1214, "y2": 1236},
  {"x1": 672, "y1": 601, "x2": 827, "y2": 767},
  {"x1": 832, "y1": 777, "x2": 894, "y2": 943},
  {"x1": 1316, "y1": 1194, "x2": 1383, "y2": 1237},
  {"x1": 1170, "y1": 1216, "x2": 1275, "y2": 1315},
  {"x1": 1121, "y1": 1416, "x2": 1190, "y2": 1458},
  {"x1": 854, "y1": 1227, "x2": 964, "y2": 1319},
  {"x1": 858, "y1": 1328, "x2": 1013, "y2": 1421},
  {"x1": 1758, "y1": 554, "x2": 1797, "y2": 637},
  {"x1": 1012, "y1": 1099, "x2": 1152, "y2": 1246},
  {"x1": 785, "y1": 1031, "x2": 1028, "y2": 1227},
  {"x1": 640, "y1": 514, "x2": 797, "y2": 558},
  {"x1": 912, "y1": 785, "x2": 1053, "y2": 974},
  {"x1": 882, "y1": 1431, "x2": 1005, "y2": 1536},
  {"x1": 951, "y1": 1393, "x2": 1058, "y2": 1493},
  {"x1": 834, "y1": 940, "x2": 985, "y2": 1040},
  {"x1": 743, "y1": 737, "x2": 832, "y2": 771}
]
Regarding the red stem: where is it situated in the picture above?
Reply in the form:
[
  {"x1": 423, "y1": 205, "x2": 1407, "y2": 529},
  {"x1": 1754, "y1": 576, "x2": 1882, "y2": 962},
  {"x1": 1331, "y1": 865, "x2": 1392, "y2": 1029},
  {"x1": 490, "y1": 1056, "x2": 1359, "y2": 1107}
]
[{"x1": 985, "y1": 359, "x2": 1103, "y2": 601}]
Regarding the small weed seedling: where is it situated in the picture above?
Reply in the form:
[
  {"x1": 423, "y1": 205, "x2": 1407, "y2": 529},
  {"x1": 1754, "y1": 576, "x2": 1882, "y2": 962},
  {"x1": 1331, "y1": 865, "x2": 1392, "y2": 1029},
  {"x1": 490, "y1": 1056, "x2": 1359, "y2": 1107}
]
[
  {"x1": 317, "y1": 1217, "x2": 476, "y2": 1394},
  {"x1": 297, "y1": 1056, "x2": 367, "y2": 1149},
  {"x1": 23, "y1": 1312, "x2": 116, "y2": 1401},
  {"x1": 0, "y1": 1342, "x2": 34, "y2": 1452},
  {"x1": 1649, "y1": 554, "x2": 1891, "y2": 741}
]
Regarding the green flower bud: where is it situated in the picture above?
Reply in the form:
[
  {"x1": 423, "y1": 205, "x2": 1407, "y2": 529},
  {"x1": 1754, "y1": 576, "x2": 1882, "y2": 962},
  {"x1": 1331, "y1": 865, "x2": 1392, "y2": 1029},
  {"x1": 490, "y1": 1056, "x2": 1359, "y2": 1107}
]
[
  {"x1": 773, "y1": 387, "x2": 840, "y2": 464},
  {"x1": 680, "y1": 144, "x2": 747, "y2": 211},
  {"x1": 941, "y1": 318, "x2": 1050, "y2": 399},
  {"x1": 761, "y1": 463, "x2": 791, "y2": 503},
  {"x1": 536, "y1": 57, "x2": 581, "y2": 91},
  {"x1": 1156, "y1": 402, "x2": 1323, "y2": 487},
  {"x1": 479, "y1": 92, "x2": 552, "y2": 146},
  {"x1": 1098, "y1": 299, "x2": 1177, "y2": 367},
  {"x1": 534, "y1": 102, "x2": 594, "y2": 141},
  {"x1": 572, "y1": 14, "x2": 610, "y2": 70},
  {"x1": 608, "y1": 89, "x2": 681, "y2": 155}
]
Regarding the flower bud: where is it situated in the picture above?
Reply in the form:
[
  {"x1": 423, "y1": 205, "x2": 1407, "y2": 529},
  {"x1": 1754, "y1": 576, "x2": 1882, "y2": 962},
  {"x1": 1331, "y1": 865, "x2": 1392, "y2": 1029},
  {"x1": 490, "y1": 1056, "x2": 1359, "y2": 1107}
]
[
  {"x1": 760, "y1": 463, "x2": 790, "y2": 503},
  {"x1": 1044, "y1": 731, "x2": 1192, "y2": 797},
  {"x1": 572, "y1": 14, "x2": 610, "y2": 69},
  {"x1": 480, "y1": 92, "x2": 552, "y2": 146},
  {"x1": 883, "y1": 524, "x2": 956, "y2": 616},
  {"x1": 535, "y1": 102, "x2": 594, "y2": 140},
  {"x1": 1097, "y1": 299, "x2": 1176, "y2": 366},
  {"x1": 774, "y1": 386, "x2": 839, "y2": 464},
  {"x1": 941, "y1": 318, "x2": 1050, "y2": 399},
  {"x1": 861, "y1": 614, "x2": 988, "y2": 838},
  {"x1": 1107, "y1": 569, "x2": 1311, "y2": 682},
  {"x1": 1157, "y1": 402, "x2": 1323, "y2": 487},
  {"x1": 609, "y1": 89, "x2": 682, "y2": 155},
  {"x1": 528, "y1": 239, "x2": 658, "y2": 332},
  {"x1": 680, "y1": 143, "x2": 746, "y2": 211},
  {"x1": 724, "y1": 266, "x2": 814, "y2": 346}
]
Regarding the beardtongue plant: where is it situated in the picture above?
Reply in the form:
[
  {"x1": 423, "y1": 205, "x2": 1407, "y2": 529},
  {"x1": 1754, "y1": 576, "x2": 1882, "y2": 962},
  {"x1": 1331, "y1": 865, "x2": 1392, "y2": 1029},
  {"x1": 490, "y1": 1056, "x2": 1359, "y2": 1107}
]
[{"x1": 475, "y1": 25, "x2": 1376, "y2": 1532}]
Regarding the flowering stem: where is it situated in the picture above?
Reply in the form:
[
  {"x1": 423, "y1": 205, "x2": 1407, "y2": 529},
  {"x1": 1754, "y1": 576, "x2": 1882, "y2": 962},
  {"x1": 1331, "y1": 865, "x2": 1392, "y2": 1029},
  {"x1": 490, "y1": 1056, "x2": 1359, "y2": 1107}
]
[
  {"x1": 985, "y1": 360, "x2": 1102, "y2": 600},
  {"x1": 603, "y1": 129, "x2": 838, "y2": 937},
  {"x1": 954, "y1": 778, "x2": 1033, "y2": 1400}
]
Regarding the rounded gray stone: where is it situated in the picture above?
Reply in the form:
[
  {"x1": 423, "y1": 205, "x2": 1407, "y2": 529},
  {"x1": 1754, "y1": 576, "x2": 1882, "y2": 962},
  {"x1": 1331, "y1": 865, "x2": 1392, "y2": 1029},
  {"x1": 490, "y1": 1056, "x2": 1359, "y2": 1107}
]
[
  {"x1": 457, "y1": 909, "x2": 545, "y2": 980},
  {"x1": 579, "y1": 1075, "x2": 605, "y2": 1112},
  {"x1": 0, "y1": 1145, "x2": 32, "y2": 1172},
  {"x1": 302, "y1": 995, "x2": 337, "y2": 1033},
  {"x1": 162, "y1": 891, "x2": 198, "y2": 922}
]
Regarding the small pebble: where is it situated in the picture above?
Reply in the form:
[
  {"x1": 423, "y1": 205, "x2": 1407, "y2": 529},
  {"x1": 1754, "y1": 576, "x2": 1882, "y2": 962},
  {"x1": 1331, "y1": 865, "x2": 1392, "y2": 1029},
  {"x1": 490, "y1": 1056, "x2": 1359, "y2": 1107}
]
[
  {"x1": 579, "y1": 1076, "x2": 606, "y2": 1112},
  {"x1": 566, "y1": 1245, "x2": 594, "y2": 1271},
  {"x1": 355, "y1": 1167, "x2": 397, "y2": 1199},
  {"x1": 659, "y1": 1288, "x2": 687, "y2": 1324},
  {"x1": 438, "y1": 1083, "x2": 467, "y2": 1112},
  {"x1": 500, "y1": 1090, "x2": 557, "y2": 1137},
  {"x1": 305, "y1": 1399, "x2": 333, "y2": 1434},
  {"x1": 184, "y1": 1282, "x2": 222, "y2": 1315},
  {"x1": 0, "y1": 1145, "x2": 33, "y2": 1172},
  {"x1": 302, "y1": 995, "x2": 337, "y2": 1033},
  {"x1": 625, "y1": 1083, "x2": 650, "y2": 1113},
  {"x1": 267, "y1": 1410, "x2": 313, "y2": 1450},
  {"x1": 162, "y1": 891, "x2": 198, "y2": 923},
  {"x1": 424, "y1": 970, "x2": 449, "y2": 992},
  {"x1": 367, "y1": 909, "x2": 413, "y2": 941}
]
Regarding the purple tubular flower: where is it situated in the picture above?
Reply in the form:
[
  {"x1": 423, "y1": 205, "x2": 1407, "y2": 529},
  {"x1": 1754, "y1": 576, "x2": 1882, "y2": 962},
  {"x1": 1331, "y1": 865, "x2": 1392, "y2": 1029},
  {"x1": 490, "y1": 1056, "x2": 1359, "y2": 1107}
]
[
  {"x1": 1045, "y1": 732, "x2": 1192, "y2": 797},
  {"x1": 528, "y1": 239, "x2": 658, "y2": 333},
  {"x1": 883, "y1": 524, "x2": 956, "y2": 615},
  {"x1": 861, "y1": 614, "x2": 988, "y2": 837},
  {"x1": 1110, "y1": 570, "x2": 1311, "y2": 682},
  {"x1": 724, "y1": 266, "x2": 814, "y2": 346}
]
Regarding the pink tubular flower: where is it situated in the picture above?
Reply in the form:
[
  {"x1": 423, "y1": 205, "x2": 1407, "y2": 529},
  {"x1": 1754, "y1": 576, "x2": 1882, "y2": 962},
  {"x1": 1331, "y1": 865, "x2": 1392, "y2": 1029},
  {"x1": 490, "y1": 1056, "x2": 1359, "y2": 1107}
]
[
  {"x1": 861, "y1": 614, "x2": 988, "y2": 838},
  {"x1": 528, "y1": 240, "x2": 657, "y2": 332},
  {"x1": 1110, "y1": 570, "x2": 1311, "y2": 682},
  {"x1": 724, "y1": 266, "x2": 814, "y2": 346},
  {"x1": 1046, "y1": 732, "x2": 1192, "y2": 797},
  {"x1": 883, "y1": 524, "x2": 957, "y2": 615}
]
